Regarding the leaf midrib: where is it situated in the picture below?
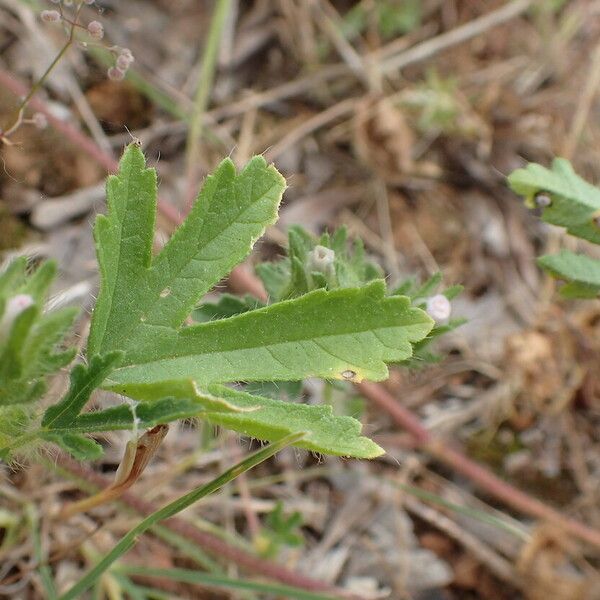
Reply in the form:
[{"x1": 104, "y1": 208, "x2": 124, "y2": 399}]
[{"x1": 118, "y1": 317, "x2": 429, "y2": 368}]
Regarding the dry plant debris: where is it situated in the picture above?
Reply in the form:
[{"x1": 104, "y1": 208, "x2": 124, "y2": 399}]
[{"x1": 1, "y1": 1, "x2": 600, "y2": 599}]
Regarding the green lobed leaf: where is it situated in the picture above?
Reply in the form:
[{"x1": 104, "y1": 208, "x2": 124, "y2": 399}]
[
  {"x1": 0, "y1": 305, "x2": 38, "y2": 383},
  {"x1": 537, "y1": 250, "x2": 600, "y2": 298},
  {"x1": 104, "y1": 281, "x2": 433, "y2": 389},
  {"x1": 201, "y1": 384, "x2": 384, "y2": 458},
  {"x1": 21, "y1": 308, "x2": 78, "y2": 378},
  {"x1": 88, "y1": 144, "x2": 285, "y2": 357},
  {"x1": 0, "y1": 260, "x2": 78, "y2": 407},
  {"x1": 42, "y1": 352, "x2": 123, "y2": 428},
  {"x1": 88, "y1": 145, "x2": 156, "y2": 357},
  {"x1": 509, "y1": 159, "x2": 600, "y2": 298},
  {"x1": 508, "y1": 158, "x2": 600, "y2": 244},
  {"x1": 21, "y1": 261, "x2": 57, "y2": 304}
]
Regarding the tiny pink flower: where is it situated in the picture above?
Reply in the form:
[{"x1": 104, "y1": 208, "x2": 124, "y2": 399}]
[
  {"x1": 107, "y1": 66, "x2": 125, "y2": 81},
  {"x1": 119, "y1": 48, "x2": 134, "y2": 64},
  {"x1": 87, "y1": 20, "x2": 104, "y2": 40},
  {"x1": 425, "y1": 294, "x2": 451, "y2": 322},
  {"x1": 116, "y1": 53, "x2": 133, "y2": 71},
  {"x1": 41, "y1": 10, "x2": 61, "y2": 22}
]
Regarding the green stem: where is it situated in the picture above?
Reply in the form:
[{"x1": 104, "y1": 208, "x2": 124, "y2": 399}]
[
  {"x1": 185, "y1": 0, "x2": 232, "y2": 202},
  {"x1": 115, "y1": 566, "x2": 339, "y2": 600},
  {"x1": 57, "y1": 432, "x2": 304, "y2": 600},
  {"x1": 27, "y1": 504, "x2": 57, "y2": 600}
]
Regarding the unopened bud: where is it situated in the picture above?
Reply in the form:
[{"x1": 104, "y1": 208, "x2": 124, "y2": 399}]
[
  {"x1": 308, "y1": 245, "x2": 335, "y2": 274},
  {"x1": 534, "y1": 192, "x2": 552, "y2": 208},
  {"x1": 425, "y1": 294, "x2": 451, "y2": 322},
  {"x1": 87, "y1": 20, "x2": 104, "y2": 40},
  {"x1": 107, "y1": 66, "x2": 125, "y2": 81},
  {"x1": 0, "y1": 294, "x2": 35, "y2": 337},
  {"x1": 32, "y1": 112, "x2": 48, "y2": 130},
  {"x1": 116, "y1": 53, "x2": 133, "y2": 71},
  {"x1": 120, "y1": 48, "x2": 134, "y2": 62},
  {"x1": 41, "y1": 10, "x2": 61, "y2": 22}
]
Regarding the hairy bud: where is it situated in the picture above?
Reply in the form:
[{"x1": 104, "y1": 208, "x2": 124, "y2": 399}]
[
  {"x1": 87, "y1": 20, "x2": 104, "y2": 40},
  {"x1": 116, "y1": 53, "x2": 133, "y2": 71},
  {"x1": 425, "y1": 294, "x2": 451, "y2": 322},
  {"x1": 308, "y1": 245, "x2": 335, "y2": 274},
  {"x1": 534, "y1": 192, "x2": 552, "y2": 208},
  {"x1": 41, "y1": 10, "x2": 61, "y2": 22},
  {"x1": 120, "y1": 48, "x2": 134, "y2": 62},
  {"x1": 107, "y1": 66, "x2": 126, "y2": 81}
]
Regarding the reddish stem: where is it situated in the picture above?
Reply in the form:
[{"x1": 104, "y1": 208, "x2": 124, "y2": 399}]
[
  {"x1": 357, "y1": 382, "x2": 600, "y2": 548},
  {"x1": 58, "y1": 455, "x2": 354, "y2": 598}
]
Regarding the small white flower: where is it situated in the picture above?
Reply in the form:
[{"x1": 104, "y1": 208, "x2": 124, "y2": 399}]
[
  {"x1": 425, "y1": 294, "x2": 451, "y2": 322},
  {"x1": 308, "y1": 245, "x2": 335, "y2": 274},
  {"x1": 0, "y1": 294, "x2": 35, "y2": 338}
]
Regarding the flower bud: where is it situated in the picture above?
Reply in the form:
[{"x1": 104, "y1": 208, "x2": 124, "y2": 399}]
[
  {"x1": 308, "y1": 245, "x2": 335, "y2": 274},
  {"x1": 0, "y1": 294, "x2": 35, "y2": 338},
  {"x1": 41, "y1": 10, "x2": 61, "y2": 22},
  {"x1": 107, "y1": 66, "x2": 125, "y2": 81},
  {"x1": 120, "y1": 48, "x2": 134, "y2": 62},
  {"x1": 534, "y1": 192, "x2": 552, "y2": 208},
  {"x1": 87, "y1": 20, "x2": 104, "y2": 40},
  {"x1": 116, "y1": 53, "x2": 132, "y2": 71},
  {"x1": 32, "y1": 112, "x2": 48, "y2": 130},
  {"x1": 425, "y1": 294, "x2": 451, "y2": 322}
]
